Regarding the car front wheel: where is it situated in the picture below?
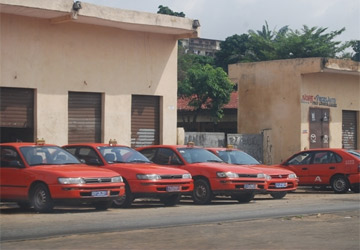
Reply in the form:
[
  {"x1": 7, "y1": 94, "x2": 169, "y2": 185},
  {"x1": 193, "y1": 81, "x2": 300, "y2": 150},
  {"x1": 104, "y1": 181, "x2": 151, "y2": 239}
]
[
  {"x1": 112, "y1": 183, "x2": 133, "y2": 208},
  {"x1": 270, "y1": 191, "x2": 287, "y2": 199},
  {"x1": 160, "y1": 194, "x2": 181, "y2": 206},
  {"x1": 331, "y1": 175, "x2": 349, "y2": 194},
  {"x1": 31, "y1": 183, "x2": 54, "y2": 213},
  {"x1": 232, "y1": 193, "x2": 254, "y2": 203},
  {"x1": 193, "y1": 179, "x2": 212, "y2": 205}
]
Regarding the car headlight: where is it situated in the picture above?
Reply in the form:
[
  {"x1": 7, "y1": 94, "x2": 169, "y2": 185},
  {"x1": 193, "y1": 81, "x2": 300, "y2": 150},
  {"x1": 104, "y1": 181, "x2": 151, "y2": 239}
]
[
  {"x1": 257, "y1": 173, "x2": 270, "y2": 179},
  {"x1": 111, "y1": 176, "x2": 123, "y2": 183},
  {"x1": 288, "y1": 173, "x2": 297, "y2": 179},
  {"x1": 136, "y1": 174, "x2": 161, "y2": 180},
  {"x1": 182, "y1": 173, "x2": 192, "y2": 179},
  {"x1": 217, "y1": 172, "x2": 238, "y2": 178},
  {"x1": 58, "y1": 177, "x2": 85, "y2": 184}
]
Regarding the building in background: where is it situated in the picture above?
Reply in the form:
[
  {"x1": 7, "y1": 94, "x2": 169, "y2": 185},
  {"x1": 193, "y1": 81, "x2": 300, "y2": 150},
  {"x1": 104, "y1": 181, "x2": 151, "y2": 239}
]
[
  {"x1": 229, "y1": 58, "x2": 360, "y2": 164},
  {"x1": 0, "y1": 0, "x2": 199, "y2": 147},
  {"x1": 180, "y1": 38, "x2": 222, "y2": 57}
]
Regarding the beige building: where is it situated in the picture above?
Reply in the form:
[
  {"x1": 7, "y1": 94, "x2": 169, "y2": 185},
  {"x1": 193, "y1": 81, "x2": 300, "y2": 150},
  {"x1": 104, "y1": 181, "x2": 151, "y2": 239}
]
[
  {"x1": 229, "y1": 58, "x2": 360, "y2": 164},
  {"x1": 0, "y1": 0, "x2": 199, "y2": 147}
]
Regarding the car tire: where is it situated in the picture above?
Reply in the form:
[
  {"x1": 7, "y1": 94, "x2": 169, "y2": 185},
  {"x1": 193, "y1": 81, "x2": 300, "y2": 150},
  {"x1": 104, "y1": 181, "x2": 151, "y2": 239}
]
[
  {"x1": 232, "y1": 193, "x2": 254, "y2": 203},
  {"x1": 17, "y1": 201, "x2": 32, "y2": 210},
  {"x1": 94, "y1": 201, "x2": 112, "y2": 211},
  {"x1": 193, "y1": 179, "x2": 212, "y2": 205},
  {"x1": 160, "y1": 194, "x2": 181, "y2": 206},
  {"x1": 112, "y1": 183, "x2": 133, "y2": 208},
  {"x1": 270, "y1": 191, "x2": 287, "y2": 199},
  {"x1": 331, "y1": 175, "x2": 349, "y2": 194},
  {"x1": 31, "y1": 183, "x2": 54, "y2": 213},
  {"x1": 351, "y1": 184, "x2": 360, "y2": 193}
]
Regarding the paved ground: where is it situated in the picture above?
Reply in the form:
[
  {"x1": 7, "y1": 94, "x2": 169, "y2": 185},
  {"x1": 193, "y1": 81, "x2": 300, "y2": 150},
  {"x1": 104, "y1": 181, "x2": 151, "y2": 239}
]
[{"x1": 1, "y1": 189, "x2": 359, "y2": 250}]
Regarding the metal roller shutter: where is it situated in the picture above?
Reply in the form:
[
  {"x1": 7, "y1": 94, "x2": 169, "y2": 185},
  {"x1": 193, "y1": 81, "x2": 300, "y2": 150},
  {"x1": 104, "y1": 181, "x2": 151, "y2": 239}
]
[
  {"x1": 0, "y1": 87, "x2": 34, "y2": 128},
  {"x1": 342, "y1": 111, "x2": 357, "y2": 150},
  {"x1": 131, "y1": 95, "x2": 160, "y2": 148},
  {"x1": 68, "y1": 92, "x2": 102, "y2": 144}
]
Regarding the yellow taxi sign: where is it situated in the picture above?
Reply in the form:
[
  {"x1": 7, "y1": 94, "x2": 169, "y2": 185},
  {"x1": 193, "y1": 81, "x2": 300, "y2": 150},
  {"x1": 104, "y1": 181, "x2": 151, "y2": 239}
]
[
  {"x1": 36, "y1": 138, "x2": 45, "y2": 145},
  {"x1": 187, "y1": 142, "x2": 195, "y2": 147},
  {"x1": 109, "y1": 139, "x2": 117, "y2": 146}
]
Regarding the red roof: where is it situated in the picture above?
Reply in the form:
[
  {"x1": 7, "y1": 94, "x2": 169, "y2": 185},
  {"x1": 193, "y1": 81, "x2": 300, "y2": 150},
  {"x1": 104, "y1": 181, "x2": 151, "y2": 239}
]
[{"x1": 178, "y1": 91, "x2": 238, "y2": 111}]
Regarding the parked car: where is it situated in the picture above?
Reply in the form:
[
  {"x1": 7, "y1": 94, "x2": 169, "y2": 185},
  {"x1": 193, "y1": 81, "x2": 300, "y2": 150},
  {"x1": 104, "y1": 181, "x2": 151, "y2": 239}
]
[
  {"x1": 274, "y1": 148, "x2": 360, "y2": 193},
  {"x1": 206, "y1": 147, "x2": 298, "y2": 199},
  {"x1": 0, "y1": 141, "x2": 125, "y2": 213},
  {"x1": 137, "y1": 144, "x2": 269, "y2": 204},
  {"x1": 63, "y1": 141, "x2": 193, "y2": 207}
]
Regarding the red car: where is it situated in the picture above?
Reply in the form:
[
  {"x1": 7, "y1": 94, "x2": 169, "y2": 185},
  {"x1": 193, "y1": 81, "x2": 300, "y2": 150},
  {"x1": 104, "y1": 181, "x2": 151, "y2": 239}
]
[
  {"x1": 275, "y1": 148, "x2": 360, "y2": 193},
  {"x1": 63, "y1": 141, "x2": 193, "y2": 207},
  {"x1": 137, "y1": 144, "x2": 269, "y2": 204},
  {"x1": 0, "y1": 141, "x2": 125, "y2": 213},
  {"x1": 206, "y1": 147, "x2": 298, "y2": 199}
]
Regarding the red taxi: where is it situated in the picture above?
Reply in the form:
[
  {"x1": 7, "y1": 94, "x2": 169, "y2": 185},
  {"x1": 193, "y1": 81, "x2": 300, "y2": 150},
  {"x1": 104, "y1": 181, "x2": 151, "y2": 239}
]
[
  {"x1": 63, "y1": 141, "x2": 193, "y2": 207},
  {"x1": 0, "y1": 141, "x2": 125, "y2": 213},
  {"x1": 206, "y1": 147, "x2": 298, "y2": 199},
  {"x1": 275, "y1": 148, "x2": 360, "y2": 193},
  {"x1": 137, "y1": 144, "x2": 269, "y2": 204}
]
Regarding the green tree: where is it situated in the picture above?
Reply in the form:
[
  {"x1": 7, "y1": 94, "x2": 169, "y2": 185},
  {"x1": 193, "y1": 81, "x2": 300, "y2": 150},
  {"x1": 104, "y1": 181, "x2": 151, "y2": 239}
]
[
  {"x1": 178, "y1": 64, "x2": 234, "y2": 130},
  {"x1": 157, "y1": 5, "x2": 185, "y2": 17},
  {"x1": 350, "y1": 40, "x2": 360, "y2": 62},
  {"x1": 178, "y1": 53, "x2": 214, "y2": 83},
  {"x1": 214, "y1": 34, "x2": 251, "y2": 72}
]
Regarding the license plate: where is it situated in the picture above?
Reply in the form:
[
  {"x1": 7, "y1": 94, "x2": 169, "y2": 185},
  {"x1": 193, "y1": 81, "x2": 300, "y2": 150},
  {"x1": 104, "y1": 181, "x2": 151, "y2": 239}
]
[
  {"x1": 275, "y1": 183, "x2": 287, "y2": 188},
  {"x1": 166, "y1": 186, "x2": 181, "y2": 192},
  {"x1": 91, "y1": 191, "x2": 108, "y2": 197},
  {"x1": 244, "y1": 184, "x2": 257, "y2": 189}
]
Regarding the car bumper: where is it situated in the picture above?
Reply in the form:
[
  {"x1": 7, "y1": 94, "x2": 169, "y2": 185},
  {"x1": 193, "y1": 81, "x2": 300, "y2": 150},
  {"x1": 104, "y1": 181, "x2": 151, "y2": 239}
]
[
  {"x1": 130, "y1": 179, "x2": 194, "y2": 194},
  {"x1": 210, "y1": 178, "x2": 268, "y2": 194},
  {"x1": 49, "y1": 183, "x2": 125, "y2": 199},
  {"x1": 265, "y1": 179, "x2": 298, "y2": 192}
]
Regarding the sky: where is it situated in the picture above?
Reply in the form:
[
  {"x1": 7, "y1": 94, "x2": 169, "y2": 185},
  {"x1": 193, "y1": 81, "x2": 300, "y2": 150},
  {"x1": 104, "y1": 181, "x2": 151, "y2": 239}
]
[{"x1": 82, "y1": 0, "x2": 360, "y2": 44}]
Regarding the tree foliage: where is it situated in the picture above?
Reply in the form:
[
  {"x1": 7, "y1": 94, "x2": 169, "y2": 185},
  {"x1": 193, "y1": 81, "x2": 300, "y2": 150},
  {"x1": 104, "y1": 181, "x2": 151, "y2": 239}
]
[
  {"x1": 350, "y1": 40, "x2": 360, "y2": 62},
  {"x1": 178, "y1": 64, "x2": 234, "y2": 125},
  {"x1": 215, "y1": 22, "x2": 352, "y2": 69},
  {"x1": 157, "y1": 5, "x2": 185, "y2": 17}
]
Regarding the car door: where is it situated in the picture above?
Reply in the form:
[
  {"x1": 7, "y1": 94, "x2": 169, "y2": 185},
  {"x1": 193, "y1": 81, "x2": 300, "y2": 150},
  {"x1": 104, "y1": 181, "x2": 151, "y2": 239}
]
[
  {"x1": 283, "y1": 151, "x2": 313, "y2": 184},
  {"x1": 307, "y1": 151, "x2": 341, "y2": 185},
  {"x1": 0, "y1": 146, "x2": 29, "y2": 199}
]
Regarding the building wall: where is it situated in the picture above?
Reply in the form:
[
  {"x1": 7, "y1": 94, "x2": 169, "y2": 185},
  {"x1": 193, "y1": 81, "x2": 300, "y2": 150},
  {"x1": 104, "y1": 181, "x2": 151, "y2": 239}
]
[
  {"x1": 229, "y1": 58, "x2": 360, "y2": 164},
  {"x1": 300, "y1": 72, "x2": 360, "y2": 149},
  {"x1": 1, "y1": 13, "x2": 178, "y2": 146}
]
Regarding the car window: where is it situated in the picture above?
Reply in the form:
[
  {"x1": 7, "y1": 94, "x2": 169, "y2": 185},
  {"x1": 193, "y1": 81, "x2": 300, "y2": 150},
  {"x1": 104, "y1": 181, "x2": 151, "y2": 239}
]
[
  {"x1": 328, "y1": 152, "x2": 342, "y2": 163},
  {"x1": 139, "y1": 148, "x2": 157, "y2": 161},
  {"x1": 0, "y1": 146, "x2": 24, "y2": 168},
  {"x1": 154, "y1": 148, "x2": 182, "y2": 165},
  {"x1": 347, "y1": 150, "x2": 360, "y2": 159},
  {"x1": 20, "y1": 146, "x2": 80, "y2": 166},
  {"x1": 177, "y1": 148, "x2": 223, "y2": 164},
  {"x1": 98, "y1": 146, "x2": 151, "y2": 163},
  {"x1": 218, "y1": 150, "x2": 260, "y2": 165},
  {"x1": 67, "y1": 147, "x2": 102, "y2": 165},
  {"x1": 287, "y1": 152, "x2": 312, "y2": 165}
]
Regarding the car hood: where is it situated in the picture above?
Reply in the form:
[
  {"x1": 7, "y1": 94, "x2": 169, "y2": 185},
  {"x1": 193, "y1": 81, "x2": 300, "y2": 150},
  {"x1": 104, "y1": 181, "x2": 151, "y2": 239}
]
[
  {"x1": 105, "y1": 162, "x2": 190, "y2": 175},
  {"x1": 190, "y1": 162, "x2": 263, "y2": 174},
  {"x1": 249, "y1": 165, "x2": 295, "y2": 175},
  {"x1": 32, "y1": 164, "x2": 119, "y2": 177}
]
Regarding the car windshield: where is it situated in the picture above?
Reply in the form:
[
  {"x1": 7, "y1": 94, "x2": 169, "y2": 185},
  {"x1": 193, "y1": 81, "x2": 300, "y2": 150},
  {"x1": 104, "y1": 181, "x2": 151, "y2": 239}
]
[
  {"x1": 217, "y1": 150, "x2": 260, "y2": 165},
  {"x1": 20, "y1": 146, "x2": 80, "y2": 166},
  {"x1": 177, "y1": 148, "x2": 223, "y2": 164},
  {"x1": 98, "y1": 146, "x2": 151, "y2": 164},
  {"x1": 347, "y1": 150, "x2": 360, "y2": 159}
]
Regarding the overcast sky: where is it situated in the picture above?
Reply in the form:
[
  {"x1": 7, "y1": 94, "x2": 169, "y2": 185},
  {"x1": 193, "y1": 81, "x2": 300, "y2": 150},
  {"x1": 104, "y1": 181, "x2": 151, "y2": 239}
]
[{"x1": 82, "y1": 0, "x2": 359, "y2": 43}]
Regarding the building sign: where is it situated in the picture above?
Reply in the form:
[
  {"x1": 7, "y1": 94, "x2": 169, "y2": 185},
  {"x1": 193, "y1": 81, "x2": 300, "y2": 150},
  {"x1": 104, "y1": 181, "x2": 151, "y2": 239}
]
[{"x1": 301, "y1": 94, "x2": 337, "y2": 107}]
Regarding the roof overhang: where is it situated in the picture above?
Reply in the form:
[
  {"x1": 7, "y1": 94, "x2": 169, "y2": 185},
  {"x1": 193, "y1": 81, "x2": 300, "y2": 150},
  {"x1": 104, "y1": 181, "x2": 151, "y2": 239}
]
[
  {"x1": 0, "y1": 0, "x2": 200, "y2": 39},
  {"x1": 321, "y1": 58, "x2": 360, "y2": 76}
]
